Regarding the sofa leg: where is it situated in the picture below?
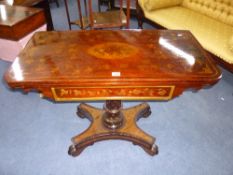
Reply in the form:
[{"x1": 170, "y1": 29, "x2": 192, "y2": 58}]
[{"x1": 137, "y1": 17, "x2": 144, "y2": 29}]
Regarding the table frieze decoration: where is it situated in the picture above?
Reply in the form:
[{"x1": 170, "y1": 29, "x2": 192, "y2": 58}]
[{"x1": 51, "y1": 86, "x2": 175, "y2": 101}]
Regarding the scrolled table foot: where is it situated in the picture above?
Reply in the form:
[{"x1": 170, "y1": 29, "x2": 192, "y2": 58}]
[
  {"x1": 77, "y1": 108, "x2": 86, "y2": 119},
  {"x1": 138, "y1": 103, "x2": 152, "y2": 119},
  {"x1": 142, "y1": 143, "x2": 159, "y2": 156},
  {"x1": 68, "y1": 143, "x2": 94, "y2": 157},
  {"x1": 76, "y1": 103, "x2": 89, "y2": 119},
  {"x1": 68, "y1": 144, "x2": 83, "y2": 157},
  {"x1": 76, "y1": 103, "x2": 99, "y2": 120},
  {"x1": 132, "y1": 139, "x2": 158, "y2": 156}
]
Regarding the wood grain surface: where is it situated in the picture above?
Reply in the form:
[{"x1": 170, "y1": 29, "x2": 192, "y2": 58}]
[
  {"x1": 4, "y1": 30, "x2": 221, "y2": 101},
  {"x1": 0, "y1": 4, "x2": 45, "y2": 40}
]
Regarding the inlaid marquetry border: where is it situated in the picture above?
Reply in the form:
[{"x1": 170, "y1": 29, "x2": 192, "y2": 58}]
[{"x1": 51, "y1": 86, "x2": 175, "y2": 101}]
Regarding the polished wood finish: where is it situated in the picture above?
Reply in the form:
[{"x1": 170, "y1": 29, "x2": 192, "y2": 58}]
[
  {"x1": 69, "y1": 101, "x2": 158, "y2": 156},
  {"x1": 0, "y1": 5, "x2": 45, "y2": 40},
  {"x1": 4, "y1": 30, "x2": 221, "y2": 156},
  {"x1": 4, "y1": 30, "x2": 221, "y2": 90},
  {"x1": 0, "y1": 0, "x2": 54, "y2": 30},
  {"x1": 64, "y1": 0, "x2": 130, "y2": 30}
]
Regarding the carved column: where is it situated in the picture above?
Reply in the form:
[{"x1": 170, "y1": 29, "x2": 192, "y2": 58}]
[{"x1": 102, "y1": 100, "x2": 124, "y2": 129}]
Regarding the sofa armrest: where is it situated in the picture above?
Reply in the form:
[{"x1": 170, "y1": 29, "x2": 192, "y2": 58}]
[{"x1": 141, "y1": 0, "x2": 183, "y2": 11}]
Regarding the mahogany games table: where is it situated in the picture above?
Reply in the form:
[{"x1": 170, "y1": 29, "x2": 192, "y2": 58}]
[{"x1": 4, "y1": 30, "x2": 221, "y2": 156}]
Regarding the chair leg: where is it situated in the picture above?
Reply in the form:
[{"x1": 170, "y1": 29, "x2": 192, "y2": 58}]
[
  {"x1": 98, "y1": 0, "x2": 101, "y2": 12},
  {"x1": 136, "y1": 0, "x2": 144, "y2": 29},
  {"x1": 107, "y1": 0, "x2": 111, "y2": 10}
]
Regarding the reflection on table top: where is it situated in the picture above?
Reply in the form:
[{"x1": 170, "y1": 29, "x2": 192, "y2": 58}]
[
  {"x1": 0, "y1": 0, "x2": 44, "y2": 6},
  {"x1": 0, "y1": 4, "x2": 45, "y2": 40},
  {"x1": 5, "y1": 30, "x2": 221, "y2": 87}
]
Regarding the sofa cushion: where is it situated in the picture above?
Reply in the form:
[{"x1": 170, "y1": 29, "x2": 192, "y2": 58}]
[
  {"x1": 143, "y1": 0, "x2": 183, "y2": 11},
  {"x1": 182, "y1": 0, "x2": 233, "y2": 26},
  {"x1": 142, "y1": 6, "x2": 233, "y2": 64}
]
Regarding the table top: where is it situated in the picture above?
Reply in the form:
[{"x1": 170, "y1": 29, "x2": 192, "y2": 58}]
[
  {"x1": 0, "y1": 4, "x2": 45, "y2": 40},
  {"x1": 4, "y1": 30, "x2": 221, "y2": 101}
]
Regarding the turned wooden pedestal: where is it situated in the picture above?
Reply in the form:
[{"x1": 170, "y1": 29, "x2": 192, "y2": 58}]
[{"x1": 68, "y1": 100, "x2": 158, "y2": 156}]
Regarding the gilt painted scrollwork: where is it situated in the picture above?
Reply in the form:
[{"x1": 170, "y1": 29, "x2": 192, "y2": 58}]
[{"x1": 51, "y1": 86, "x2": 175, "y2": 101}]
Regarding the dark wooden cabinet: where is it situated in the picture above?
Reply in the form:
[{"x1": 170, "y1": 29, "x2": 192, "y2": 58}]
[
  {"x1": 28, "y1": 0, "x2": 54, "y2": 30},
  {"x1": 0, "y1": 5, "x2": 46, "y2": 40},
  {"x1": 0, "y1": 0, "x2": 54, "y2": 30}
]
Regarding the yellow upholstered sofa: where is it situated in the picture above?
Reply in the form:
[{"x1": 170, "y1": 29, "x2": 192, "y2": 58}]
[{"x1": 137, "y1": 0, "x2": 233, "y2": 72}]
